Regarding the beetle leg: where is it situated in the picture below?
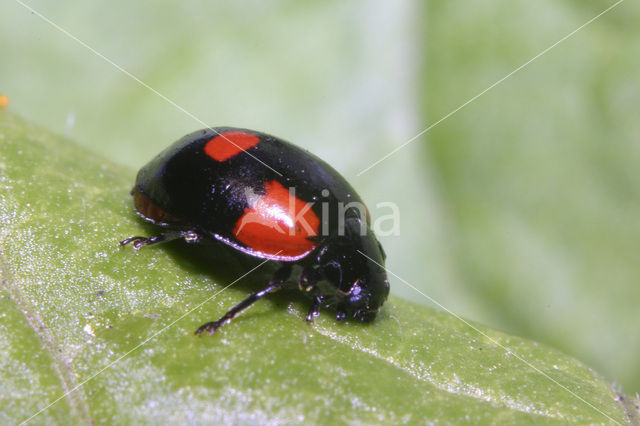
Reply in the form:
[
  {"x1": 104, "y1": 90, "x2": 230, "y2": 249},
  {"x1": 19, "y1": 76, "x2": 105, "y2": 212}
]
[
  {"x1": 120, "y1": 230, "x2": 201, "y2": 250},
  {"x1": 195, "y1": 263, "x2": 292, "y2": 336},
  {"x1": 299, "y1": 266, "x2": 323, "y2": 321},
  {"x1": 305, "y1": 297, "x2": 322, "y2": 322},
  {"x1": 298, "y1": 265, "x2": 321, "y2": 293}
]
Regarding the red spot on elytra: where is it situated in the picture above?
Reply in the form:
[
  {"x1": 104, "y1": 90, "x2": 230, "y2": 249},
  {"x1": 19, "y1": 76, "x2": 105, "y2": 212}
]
[
  {"x1": 233, "y1": 181, "x2": 320, "y2": 258},
  {"x1": 132, "y1": 188, "x2": 179, "y2": 224},
  {"x1": 204, "y1": 131, "x2": 260, "y2": 161}
]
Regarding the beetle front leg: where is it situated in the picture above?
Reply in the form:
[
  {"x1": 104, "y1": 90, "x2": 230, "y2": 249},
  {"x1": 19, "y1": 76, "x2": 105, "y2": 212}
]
[
  {"x1": 299, "y1": 266, "x2": 323, "y2": 322},
  {"x1": 119, "y1": 230, "x2": 201, "y2": 250},
  {"x1": 195, "y1": 263, "x2": 293, "y2": 336}
]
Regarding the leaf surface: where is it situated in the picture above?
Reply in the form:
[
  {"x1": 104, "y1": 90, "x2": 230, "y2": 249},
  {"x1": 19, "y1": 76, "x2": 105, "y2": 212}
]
[{"x1": 0, "y1": 112, "x2": 630, "y2": 424}]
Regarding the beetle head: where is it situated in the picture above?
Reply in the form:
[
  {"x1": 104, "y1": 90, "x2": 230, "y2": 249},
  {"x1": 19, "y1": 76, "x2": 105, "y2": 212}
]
[{"x1": 314, "y1": 217, "x2": 390, "y2": 322}]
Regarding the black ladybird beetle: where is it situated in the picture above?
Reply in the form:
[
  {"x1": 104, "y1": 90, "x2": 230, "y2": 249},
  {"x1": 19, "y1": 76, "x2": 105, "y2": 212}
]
[{"x1": 120, "y1": 128, "x2": 390, "y2": 335}]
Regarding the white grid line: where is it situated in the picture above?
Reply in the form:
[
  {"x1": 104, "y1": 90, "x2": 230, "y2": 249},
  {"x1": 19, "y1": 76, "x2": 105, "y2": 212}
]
[
  {"x1": 9, "y1": 0, "x2": 626, "y2": 423},
  {"x1": 12, "y1": 0, "x2": 282, "y2": 177},
  {"x1": 18, "y1": 256, "x2": 276, "y2": 425},
  {"x1": 357, "y1": 250, "x2": 621, "y2": 425},
  {"x1": 357, "y1": 0, "x2": 625, "y2": 175}
]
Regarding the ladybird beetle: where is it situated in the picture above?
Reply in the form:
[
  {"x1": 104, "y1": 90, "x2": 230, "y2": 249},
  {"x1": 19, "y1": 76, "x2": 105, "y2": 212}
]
[{"x1": 120, "y1": 128, "x2": 390, "y2": 335}]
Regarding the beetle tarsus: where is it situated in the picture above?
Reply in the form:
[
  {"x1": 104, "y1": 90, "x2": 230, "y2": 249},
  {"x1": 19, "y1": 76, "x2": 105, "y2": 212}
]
[
  {"x1": 119, "y1": 236, "x2": 158, "y2": 250},
  {"x1": 305, "y1": 297, "x2": 321, "y2": 322},
  {"x1": 120, "y1": 230, "x2": 200, "y2": 250},
  {"x1": 194, "y1": 320, "x2": 227, "y2": 336}
]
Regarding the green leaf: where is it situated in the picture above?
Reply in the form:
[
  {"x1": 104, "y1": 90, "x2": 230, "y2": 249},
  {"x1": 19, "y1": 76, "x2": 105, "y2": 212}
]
[
  {"x1": 422, "y1": 0, "x2": 640, "y2": 394},
  {"x1": 0, "y1": 111, "x2": 631, "y2": 424}
]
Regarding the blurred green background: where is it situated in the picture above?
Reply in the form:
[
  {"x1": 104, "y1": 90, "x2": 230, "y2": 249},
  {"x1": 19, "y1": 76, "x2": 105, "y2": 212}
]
[{"x1": 2, "y1": 0, "x2": 639, "y2": 395}]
